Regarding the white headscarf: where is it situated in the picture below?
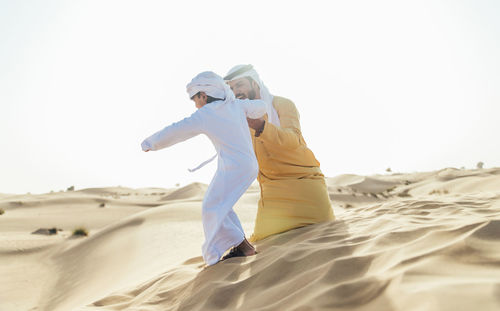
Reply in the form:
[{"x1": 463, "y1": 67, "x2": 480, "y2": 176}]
[
  {"x1": 224, "y1": 65, "x2": 280, "y2": 126},
  {"x1": 186, "y1": 71, "x2": 235, "y2": 104}
]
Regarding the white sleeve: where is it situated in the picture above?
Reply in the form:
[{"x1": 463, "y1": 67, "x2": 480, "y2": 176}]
[
  {"x1": 239, "y1": 99, "x2": 266, "y2": 119},
  {"x1": 141, "y1": 110, "x2": 204, "y2": 151}
]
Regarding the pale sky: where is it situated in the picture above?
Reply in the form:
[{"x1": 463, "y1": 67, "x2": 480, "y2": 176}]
[{"x1": 1, "y1": 0, "x2": 499, "y2": 194}]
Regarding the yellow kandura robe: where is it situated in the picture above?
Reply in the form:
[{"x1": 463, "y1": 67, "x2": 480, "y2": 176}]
[{"x1": 249, "y1": 96, "x2": 335, "y2": 241}]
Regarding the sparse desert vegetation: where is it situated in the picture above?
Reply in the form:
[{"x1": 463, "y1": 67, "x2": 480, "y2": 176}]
[
  {"x1": 72, "y1": 227, "x2": 89, "y2": 237},
  {"x1": 32, "y1": 227, "x2": 61, "y2": 235},
  {"x1": 429, "y1": 189, "x2": 449, "y2": 195},
  {"x1": 397, "y1": 189, "x2": 412, "y2": 197}
]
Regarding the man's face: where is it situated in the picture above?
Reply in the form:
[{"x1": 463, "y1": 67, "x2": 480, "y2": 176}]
[
  {"x1": 191, "y1": 92, "x2": 207, "y2": 109},
  {"x1": 228, "y1": 77, "x2": 259, "y2": 100}
]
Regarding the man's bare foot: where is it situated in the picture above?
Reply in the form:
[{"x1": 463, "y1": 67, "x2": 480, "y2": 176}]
[
  {"x1": 220, "y1": 238, "x2": 257, "y2": 261},
  {"x1": 236, "y1": 238, "x2": 256, "y2": 256}
]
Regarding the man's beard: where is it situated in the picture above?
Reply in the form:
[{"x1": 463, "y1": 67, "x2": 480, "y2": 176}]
[
  {"x1": 236, "y1": 87, "x2": 257, "y2": 100},
  {"x1": 247, "y1": 88, "x2": 256, "y2": 100}
]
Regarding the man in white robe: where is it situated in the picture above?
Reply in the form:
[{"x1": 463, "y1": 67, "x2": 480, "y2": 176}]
[{"x1": 141, "y1": 71, "x2": 266, "y2": 265}]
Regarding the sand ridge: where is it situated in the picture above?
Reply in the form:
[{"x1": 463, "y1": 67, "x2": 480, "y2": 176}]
[{"x1": 1, "y1": 168, "x2": 500, "y2": 310}]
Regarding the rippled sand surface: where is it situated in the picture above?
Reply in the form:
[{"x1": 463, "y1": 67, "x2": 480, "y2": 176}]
[{"x1": 1, "y1": 168, "x2": 500, "y2": 311}]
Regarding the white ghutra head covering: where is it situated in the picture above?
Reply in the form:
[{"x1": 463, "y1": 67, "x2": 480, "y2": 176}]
[
  {"x1": 186, "y1": 71, "x2": 235, "y2": 104},
  {"x1": 224, "y1": 64, "x2": 280, "y2": 126}
]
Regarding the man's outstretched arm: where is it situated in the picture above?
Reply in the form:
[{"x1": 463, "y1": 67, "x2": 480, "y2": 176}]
[{"x1": 141, "y1": 110, "x2": 204, "y2": 151}]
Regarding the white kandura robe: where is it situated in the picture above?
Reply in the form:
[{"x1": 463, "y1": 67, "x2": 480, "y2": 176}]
[{"x1": 141, "y1": 99, "x2": 266, "y2": 265}]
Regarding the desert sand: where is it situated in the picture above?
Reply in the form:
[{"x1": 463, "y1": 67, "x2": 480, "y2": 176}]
[{"x1": 1, "y1": 167, "x2": 500, "y2": 311}]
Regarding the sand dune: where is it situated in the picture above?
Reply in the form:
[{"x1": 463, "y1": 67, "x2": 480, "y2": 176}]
[
  {"x1": 159, "y1": 182, "x2": 208, "y2": 202},
  {"x1": 1, "y1": 168, "x2": 500, "y2": 310}
]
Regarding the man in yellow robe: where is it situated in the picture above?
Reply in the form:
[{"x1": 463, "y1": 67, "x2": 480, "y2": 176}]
[{"x1": 224, "y1": 65, "x2": 335, "y2": 241}]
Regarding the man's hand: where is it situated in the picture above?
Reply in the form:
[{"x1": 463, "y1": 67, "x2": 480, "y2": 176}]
[
  {"x1": 247, "y1": 117, "x2": 265, "y2": 131},
  {"x1": 141, "y1": 140, "x2": 152, "y2": 152}
]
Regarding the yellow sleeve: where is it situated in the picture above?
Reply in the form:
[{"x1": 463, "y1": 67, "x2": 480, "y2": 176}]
[{"x1": 258, "y1": 99, "x2": 302, "y2": 149}]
